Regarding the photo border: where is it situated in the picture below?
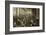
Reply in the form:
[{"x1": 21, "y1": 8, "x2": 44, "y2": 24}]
[
  {"x1": 5, "y1": 1, "x2": 45, "y2": 34},
  {"x1": 10, "y1": 4, "x2": 43, "y2": 31}
]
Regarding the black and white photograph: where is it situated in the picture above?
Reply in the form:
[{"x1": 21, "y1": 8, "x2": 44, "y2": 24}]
[
  {"x1": 5, "y1": 1, "x2": 45, "y2": 34},
  {"x1": 13, "y1": 8, "x2": 39, "y2": 27}
]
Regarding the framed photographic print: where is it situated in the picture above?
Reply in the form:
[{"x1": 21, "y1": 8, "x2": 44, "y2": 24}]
[{"x1": 5, "y1": 1, "x2": 45, "y2": 34}]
